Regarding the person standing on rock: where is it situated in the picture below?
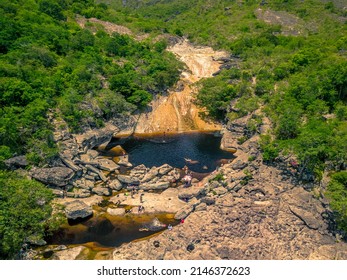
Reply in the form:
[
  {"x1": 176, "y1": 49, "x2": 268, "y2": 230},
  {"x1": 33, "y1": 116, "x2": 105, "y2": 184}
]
[
  {"x1": 63, "y1": 187, "x2": 67, "y2": 198},
  {"x1": 138, "y1": 205, "x2": 145, "y2": 213}
]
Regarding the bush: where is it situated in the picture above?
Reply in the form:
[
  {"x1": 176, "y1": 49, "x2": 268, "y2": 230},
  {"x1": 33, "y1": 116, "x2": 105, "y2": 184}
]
[
  {"x1": 259, "y1": 134, "x2": 279, "y2": 162},
  {"x1": 0, "y1": 171, "x2": 56, "y2": 259},
  {"x1": 0, "y1": 145, "x2": 12, "y2": 168},
  {"x1": 326, "y1": 171, "x2": 347, "y2": 232}
]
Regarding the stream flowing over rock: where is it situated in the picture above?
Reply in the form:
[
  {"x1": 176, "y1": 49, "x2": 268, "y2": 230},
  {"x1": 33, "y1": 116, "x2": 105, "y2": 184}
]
[
  {"x1": 28, "y1": 39, "x2": 347, "y2": 261},
  {"x1": 108, "y1": 114, "x2": 347, "y2": 260},
  {"x1": 133, "y1": 39, "x2": 227, "y2": 135}
]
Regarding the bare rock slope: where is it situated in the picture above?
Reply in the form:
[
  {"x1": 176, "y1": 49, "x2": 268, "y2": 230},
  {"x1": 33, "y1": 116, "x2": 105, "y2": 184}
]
[
  {"x1": 112, "y1": 122, "x2": 347, "y2": 260},
  {"x1": 133, "y1": 39, "x2": 227, "y2": 135}
]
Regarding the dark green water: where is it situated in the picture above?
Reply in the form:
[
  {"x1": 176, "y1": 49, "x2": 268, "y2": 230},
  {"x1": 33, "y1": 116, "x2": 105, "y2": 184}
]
[
  {"x1": 103, "y1": 133, "x2": 235, "y2": 173},
  {"x1": 46, "y1": 133, "x2": 234, "y2": 252}
]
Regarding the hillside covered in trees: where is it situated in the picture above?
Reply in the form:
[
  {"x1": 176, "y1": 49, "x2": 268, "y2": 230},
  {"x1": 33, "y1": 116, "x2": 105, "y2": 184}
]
[
  {"x1": 0, "y1": 0, "x2": 182, "y2": 166},
  {"x1": 104, "y1": 0, "x2": 347, "y2": 229},
  {"x1": 0, "y1": 0, "x2": 346, "y2": 259},
  {"x1": 0, "y1": 0, "x2": 182, "y2": 259}
]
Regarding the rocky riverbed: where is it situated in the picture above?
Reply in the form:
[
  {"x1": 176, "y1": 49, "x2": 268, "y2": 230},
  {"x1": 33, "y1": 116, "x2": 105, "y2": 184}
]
[
  {"x1": 8, "y1": 109, "x2": 344, "y2": 260},
  {"x1": 107, "y1": 131, "x2": 347, "y2": 260},
  {"x1": 4, "y1": 36, "x2": 346, "y2": 260}
]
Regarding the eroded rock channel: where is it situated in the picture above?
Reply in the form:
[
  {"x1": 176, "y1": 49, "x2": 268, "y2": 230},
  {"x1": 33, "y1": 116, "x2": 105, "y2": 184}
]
[
  {"x1": 118, "y1": 39, "x2": 228, "y2": 136},
  {"x1": 18, "y1": 38, "x2": 346, "y2": 260}
]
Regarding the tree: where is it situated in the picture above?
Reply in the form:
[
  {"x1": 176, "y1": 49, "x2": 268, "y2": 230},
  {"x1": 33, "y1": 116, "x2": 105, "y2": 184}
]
[
  {"x1": 0, "y1": 145, "x2": 11, "y2": 168},
  {"x1": 39, "y1": 0, "x2": 67, "y2": 21},
  {"x1": 127, "y1": 89, "x2": 152, "y2": 107},
  {"x1": 326, "y1": 171, "x2": 347, "y2": 232},
  {"x1": 0, "y1": 171, "x2": 55, "y2": 259},
  {"x1": 274, "y1": 96, "x2": 302, "y2": 140}
]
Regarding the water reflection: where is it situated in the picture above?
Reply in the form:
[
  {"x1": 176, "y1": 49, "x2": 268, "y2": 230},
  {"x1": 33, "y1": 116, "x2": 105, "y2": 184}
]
[
  {"x1": 101, "y1": 133, "x2": 235, "y2": 173},
  {"x1": 47, "y1": 213, "x2": 178, "y2": 248}
]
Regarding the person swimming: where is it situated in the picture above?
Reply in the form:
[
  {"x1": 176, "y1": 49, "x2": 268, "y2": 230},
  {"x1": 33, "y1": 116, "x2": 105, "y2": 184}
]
[{"x1": 184, "y1": 158, "x2": 199, "y2": 164}]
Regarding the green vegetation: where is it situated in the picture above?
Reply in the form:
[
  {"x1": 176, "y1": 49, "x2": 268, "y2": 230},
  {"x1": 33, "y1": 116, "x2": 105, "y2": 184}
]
[
  {"x1": 0, "y1": 0, "x2": 182, "y2": 257},
  {"x1": 0, "y1": 0, "x2": 346, "y2": 256},
  {"x1": 0, "y1": 171, "x2": 57, "y2": 259},
  {"x1": 326, "y1": 171, "x2": 347, "y2": 232},
  {"x1": 102, "y1": 0, "x2": 347, "y2": 229},
  {"x1": 0, "y1": 0, "x2": 182, "y2": 166},
  {"x1": 211, "y1": 172, "x2": 225, "y2": 182},
  {"x1": 240, "y1": 169, "x2": 253, "y2": 186}
]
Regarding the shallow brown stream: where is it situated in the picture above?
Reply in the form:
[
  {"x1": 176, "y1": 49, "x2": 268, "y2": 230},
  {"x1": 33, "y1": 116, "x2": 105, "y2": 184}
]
[{"x1": 46, "y1": 212, "x2": 178, "y2": 250}]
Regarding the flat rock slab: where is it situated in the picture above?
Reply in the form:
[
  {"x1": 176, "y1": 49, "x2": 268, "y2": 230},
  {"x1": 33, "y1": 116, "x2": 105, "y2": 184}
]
[
  {"x1": 140, "y1": 182, "x2": 170, "y2": 191},
  {"x1": 117, "y1": 175, "x2": 140, "y2": 185},
  {"x1": 31, "y1": 167, "x2": 74, "y2": 187},
  {"x1": 116, "y1": 188, "x2": 187, "y2": 214},
  {"x1": 92, "y1": 186, "x2": 112, "y2": 196},
  {"x1": 95, "y1": 158, "x2": 120, "y2": 172},
  {"x1": 232, "y1": 160, "x2": 248, "y2": 170},
  {"x1": 64, "y1": 200, "x2": 93, "y2": 220},
  {"x1": 118, "y1": 159, "x2": 133, "y2": 167},
  {"x1": 73, "y1": 178, "x2": 94, "y2": 190},
  {"x1": 141, "y1": 168, "x2": 159, "y2": 183},
  {"x1": 109, "y1": 179, "x2": 123, "y2": 191},
  {"x1": 74, "y1": 123, "x2": 118, "y2": 150},
  {"x1": 4, "y1": 155, "x2": 28, "y2": 170},
  {"x1": 158, "y1": 164, "x2": 173, "y2": 175},
  {"x1": 107, "y1": 208, "x2": 125, "y2": 216},
  {"x1": 53, "y1": 246, "x2": 86, "y2": 260},
  {"x1": 289, "y1": 206, "x2": 322, "y2": 230},
  {"x1": 174, "y1": 204, "x2": 194, "y2": 220},
  {"x1": 213, "y1": 186, "x2": 228, "y2": 196},
  {"x1": 178, "y1": 186, "x2": 206, "y2": 199},
  {"x1": 220, "y1": 130, "x2": 238, "y2": 153}
]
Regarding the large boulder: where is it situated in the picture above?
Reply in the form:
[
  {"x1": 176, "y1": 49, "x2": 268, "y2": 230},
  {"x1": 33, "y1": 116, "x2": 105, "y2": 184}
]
[
  {"x1": 109, "y1": 179, "x2": 123, "y2": 191},
  {"x1": 232, "y1": 160, "x2": 248, "y2": 170},
  {"x1": 92, "y1": 186, "x2": 112, "y2": 196},
  {"x1": 178, "y1": 186, "x2": 205, "y2": 200},
  {"x1": 31, "y1": 167, "x2": 74, "y2": 187},
  {"x1": 4, "y1": 155, "x2": 28, "y2": 170},
  {"x1": 158, "y1": 164, "x2": 173, "y2": 175},
  {"x1": 74, "y1": 123, "x2": 118, "y2": 150},
  {"x1": 107, "y1": 208, "x2": 125, "y2": 216},
  {"x1": 220, "y1": 130, "x2": 238, "y2": 153},
  {"x1": 94, "y1": 158, "x2": 120, "y2": 172},
  {"x1": 141, "y1": 167, "x2": 159, "y2": 183},
  {"x1": 117, "y1": 175, "x2": 140, "y2": 185},
  {"x1": 140, "y1": 182, "x2": 170, "y2": 191},
  {"x1": 174, "y1": 204, "x2": 194, "y2": 220},
  {"x1": 64, "y1": 200, "x2": 93, "y2": 220}
]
